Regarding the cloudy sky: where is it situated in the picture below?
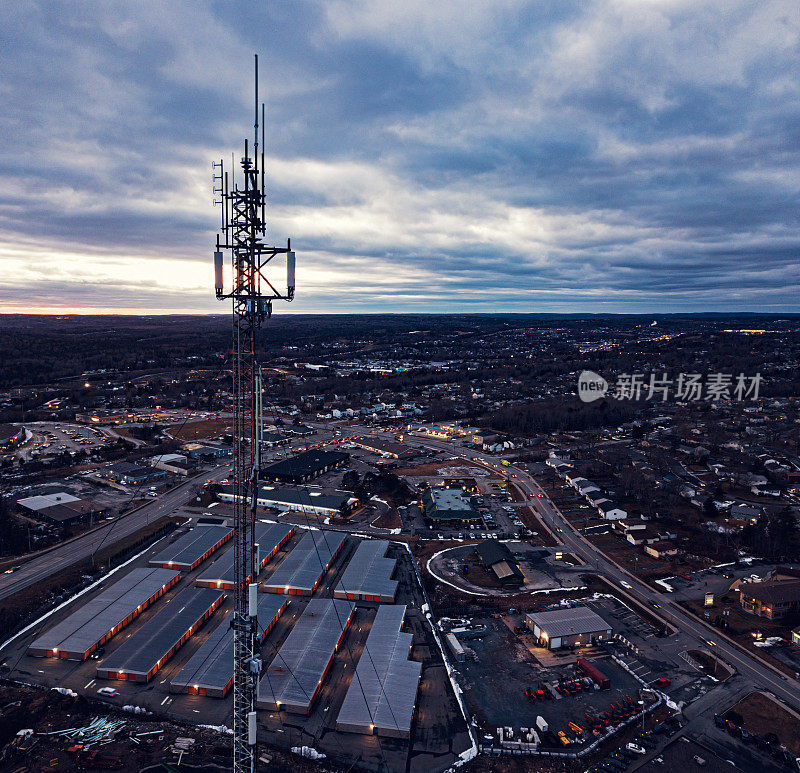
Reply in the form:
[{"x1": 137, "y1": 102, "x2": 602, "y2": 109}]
[{"x1": 1, "y1": 1, "x2": 799, "y2": 314}]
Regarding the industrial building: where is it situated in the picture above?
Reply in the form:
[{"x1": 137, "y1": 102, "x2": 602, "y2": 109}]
[
  {"x1": 525, "y1": 606, "x2": 613, "y2": 649},
  {"x1": 97, "y1": 586, "x2": 224, "y2": 683},
  {"x1": 261, "y1": 449, "x2": 348, "y2": 484},
  {"x1": 421, "y1": 487, "x2": 481, "y2": 526},
  {"x1": 218, "y1": 484, "x2": 358, "y2": 517},
  {"x1": 148, "y1": 524, "x2": 234, "y2": 572},
  {"x1": 262, "y1": 530, "x2": 347, "y2": 596},
  {"x1": 336, "y1": 605, "x2": 421, "y2": 738},
  {"x1": 195, "y1": 522, "x2": 294, "y2": 590},
  {"x1": 334, "y1": 539, "x2": 398, "y2": 602},
  {"x1": 257, "y1": 598, "x2": 355, "y2": 714},
  {"x1": 260, "y1": 431, "x2": 290, "y2": 448},
  {"x1": 170, "y1": 595, "x2": 288, "y2": 697},
  {"x1": 28, "y1": 567, "x2": 179, "y2": 660}
]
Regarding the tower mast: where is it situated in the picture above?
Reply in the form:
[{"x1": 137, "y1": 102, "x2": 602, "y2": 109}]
[{"x1": 212, "y1": 54, "x2": 295, "y2": 773}]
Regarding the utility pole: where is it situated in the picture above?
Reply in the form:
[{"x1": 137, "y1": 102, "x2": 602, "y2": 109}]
[{"x1": 213, "y1": 54, "x2": 295, "y2": 773}]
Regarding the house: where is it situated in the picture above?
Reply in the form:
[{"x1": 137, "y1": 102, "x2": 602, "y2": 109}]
[
  {"x1": 644, "y1": 542, "x2": 678, "y2": 559},
  {"x1": 598, "y1": 502, "x2": 627, "y2": 520},
  {"x1": 730, "y1": 503, "x2": 762, "y2": 526}
]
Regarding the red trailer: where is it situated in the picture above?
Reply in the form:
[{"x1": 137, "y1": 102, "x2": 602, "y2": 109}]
[{"x1": 576, "y1": 658, "x2": 611, "y2": 689}]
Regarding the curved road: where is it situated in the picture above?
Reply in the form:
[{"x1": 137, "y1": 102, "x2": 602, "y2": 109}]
[{"x1": 388, "y1": 430, "x2": 800, "y2": 713}]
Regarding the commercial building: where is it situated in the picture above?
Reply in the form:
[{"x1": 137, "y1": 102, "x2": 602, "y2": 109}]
[
  {"x1": 28, "y1": 567, "x2": 179, "y2": 660},
  {"x1": 196, "y1": 522, "x2": 294, "y2": 590},
  {"x1": 334, "y1": 540, "x2": 398, "y2": 602},
  {"x1": 336, "y1": 605, "x2": 421, "y2": 738},
  {"x1": 739, "y1": 579, "x2": 800, "y2": 619},
  {"x1": 170, "y1": 595, "x2": 288, "y2": 697},
  {"x1": 352, "y1": 437, "x2": 412, "y2": 459},
  {"x1": 261, "y1": 431, "x2": 290, "y2": 448},
  {"x1": 97, "y1": 586, "x2": 224, "y2": 683},
  {"x1": 17, "y1": 492, "x2": 101, "y2": 527},
  {"x1": 0, "y1": 424, "x2": 25, "y2": 452},
  {"x1": 525, "y1": 607, "x2": 612, "y2": 649},
  {"x1": 218, "y1": 484, "x2": 358, "y2": 517},
  {"x1": 148, "y1": 524, "x2": 234, "y2": 571},
  {"x1": 421, "y1": 487, "x2": 481, "y2": 526},
  {"x1": 261, "y1": 449, "x2": 348, "y2": 484},
  {"x1": 105, "y1": 461, "x2": 167, "y2": 486},
  {"x1": 75, "y1": 409, "x2": 164, "y2": 425},
  {"x1": 184, "y1": 443, "x2": 232, "y2": 459},
  {"x1": 257, "y1": 598, "x2": 355, "y2": 714},
  {"x1": 150, "y1": 453, "x2": 193, "y2": 476},
  {"x1": 473, "y1": 541, "x2": 524, "y2": 587},
  {"x1": 262, "y1": 530, "x2": 347, "y2": 596}
]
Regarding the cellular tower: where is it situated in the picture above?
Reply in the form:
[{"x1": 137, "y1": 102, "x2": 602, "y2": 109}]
[{"x1": 212, "y1": 54, "x2": 295, "y2": 773}]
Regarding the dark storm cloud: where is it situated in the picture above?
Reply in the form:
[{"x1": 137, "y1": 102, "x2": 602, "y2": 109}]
[{"x1": 0, "y1": 0, "x2": 798, "y2": 312}]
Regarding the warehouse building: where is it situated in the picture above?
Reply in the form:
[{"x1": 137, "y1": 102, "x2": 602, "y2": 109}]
[
  {"x1": 421, "y1": 487, "x2": 481, "y2": 526},
  {"x1": 336, "y1": 605, "x2": 421, "y2": 738},
  {"x1": 28, "y1": 567, "x2": 179, "y2": 660},
  {"x1": 184, "y1": 443, "x2": 232, "y2": 459},
  {"x1": 334, "y1": 539, "x2": 398, "y2": 602},
  {"x1": 257, "y1": 598, "x2": 355, "y2": 714},
  {"x1": 261, "y1": 449, "x2": 348, "y2": 484},
  {"x1": 218, "y1": 484, "x2": 358, "y2": 517},
  {"x1": 97, "y1": 586, "x2": 224, "y2": 683},
  {"x1": 525, "y1": 607, "x2": 612, "y2": 649},
  {"x1": 261, "y1": 431, "x2": 291, "y2": 449},
  {"x1": 262, "y1": 530, "x2": 347, "y2": 596},
  {"x1": 196, "y1": 522, "x2": 294, "y2": 590},
  {"x1": 170, "y1": 595, "x2": 288, "y2": 697},
  {"x1": 149, "y1": 524, "x2": 233, "y2": 571}
]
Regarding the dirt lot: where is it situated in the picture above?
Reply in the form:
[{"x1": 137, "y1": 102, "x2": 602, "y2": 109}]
[
  {"x1": 688, "y1": 649, "x2": 734, "y2": 680},
  {"x1": 0, "y1": 682, "x2": 321, "y2": 772},
  {"x1": 167, "y1": 418, "x2": 231, "y2": 441},
  {"x1": 725, "y1": 691, "x2": 800, "y2": 756}
]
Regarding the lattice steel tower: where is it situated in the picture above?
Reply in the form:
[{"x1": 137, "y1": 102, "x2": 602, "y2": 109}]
[{"x1": 212, "y1": 54, "x2": 295, "y2": 773}]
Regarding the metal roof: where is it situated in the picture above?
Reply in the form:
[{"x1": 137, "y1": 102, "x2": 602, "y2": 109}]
[
  {"x1": 170, "y1": 595, "x2": 287, "y2": 696},
  {"x1": 148, "y1": 524, "x2": 233, "y2": 570},
  {"x1": 29, "y1": 567, "x2": 179, "y2": 659},
  {"x1": 525, "y1": 606, "x2": 612, "y2": 638},
  {"x1": 97, "y1": 586, "x2": 224, "y2": 680},
  {"x1": 334, "y1": 540, "x2": 398, "y2": 601},
  {"x1": 257, "y1": 598, "x2": 355, "y2": 713},
  {"x1": 261, "y1": 449, "x2": 347, "y2": 479},
  {"x1": 196, "y1": 522, "x2": 293, "y2": 587},
  {"x1": 18, "y1": 492, "x2": 80, "y2": 512},
  {"x1": 336, "y1": 605, "x2": 421, "y2": 737},
  {"x1": 262, "y1": 530, "x2": 347, "y2": 594}
]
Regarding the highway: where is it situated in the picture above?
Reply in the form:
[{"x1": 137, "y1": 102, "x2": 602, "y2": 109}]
[
  {"x1": 0, "y1": 464, "x2": 230, "y2": 602},
  {"x1": 388, "y1": 430, "x2": 800, "y2": 713}
]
